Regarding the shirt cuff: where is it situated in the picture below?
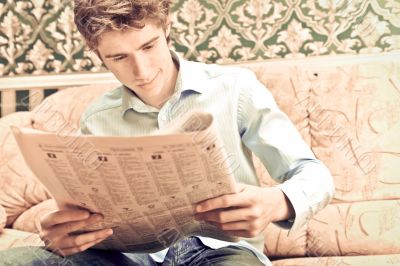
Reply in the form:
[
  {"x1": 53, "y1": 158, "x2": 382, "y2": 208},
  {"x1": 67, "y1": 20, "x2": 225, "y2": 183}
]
[{"x1": 273, "y1": 182, "x2": 313, "y2": 236}]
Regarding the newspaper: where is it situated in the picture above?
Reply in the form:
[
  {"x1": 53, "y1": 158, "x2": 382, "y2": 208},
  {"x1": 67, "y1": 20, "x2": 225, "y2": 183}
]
[{"x1": 11, "y1": 112, "x2": 239, "y2": 253}]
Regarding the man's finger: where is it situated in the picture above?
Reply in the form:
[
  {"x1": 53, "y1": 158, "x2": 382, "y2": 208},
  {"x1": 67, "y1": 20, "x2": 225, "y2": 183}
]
[
  {"x1": 45, "y1": 214, "x2": 104, "y2": 239},
  {"x1": 195, "y1": 206, "x2": 261, "y2": 223},
  {"x1": 196, "y1": 191, "x2": 251, "y2": 213},
  {"x1": 41, "y1": 209, "x2": 90, "y2": 229},
  {"x1": 58, "y1": 228, "x2": 113, "y2": 249},
  {"x1": 56, "y1": 236, "x2": 108, "y2": 257},
  {"x1": 208, "y1": 220, "x2": 250, "y2": 231},
  {"x1": 236, "y1": 183, "x2": 248, "y2": 192}
]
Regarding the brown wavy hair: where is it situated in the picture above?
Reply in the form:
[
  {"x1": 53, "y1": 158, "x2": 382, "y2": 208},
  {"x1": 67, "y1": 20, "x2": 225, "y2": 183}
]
[{"x1": 74, "y1": 0, "x2": 172, "y2": 50}]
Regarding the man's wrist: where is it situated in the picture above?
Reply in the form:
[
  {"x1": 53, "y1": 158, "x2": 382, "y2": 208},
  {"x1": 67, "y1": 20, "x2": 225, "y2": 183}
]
[{"x1": 270, "y1": 187, "x2": 295, "y2": 222}]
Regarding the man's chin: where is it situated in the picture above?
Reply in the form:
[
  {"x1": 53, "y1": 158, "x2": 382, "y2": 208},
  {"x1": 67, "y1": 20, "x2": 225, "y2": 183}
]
[
  {"x1": 123, "y1": 85, "x2": 137, "y2": 93},
  {"x1": 126, "y1": 84, "x2": 161, "y2": 97}
]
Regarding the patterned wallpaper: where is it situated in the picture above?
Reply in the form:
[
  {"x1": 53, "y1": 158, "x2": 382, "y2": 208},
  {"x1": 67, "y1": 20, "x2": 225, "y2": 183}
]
[{"x1": 0, "y1": 0, "x2": 400, "y2": 76}]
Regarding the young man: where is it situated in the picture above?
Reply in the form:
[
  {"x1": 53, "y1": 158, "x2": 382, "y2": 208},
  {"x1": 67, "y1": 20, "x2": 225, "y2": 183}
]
[{"x1": 1, "y1": 1, "x2": 334, "y2": 265}]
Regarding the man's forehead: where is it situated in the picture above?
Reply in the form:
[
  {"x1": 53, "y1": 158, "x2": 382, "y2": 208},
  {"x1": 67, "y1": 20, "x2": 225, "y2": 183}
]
[{"x1": 97, "y1": 26, "x2": 162, "y2": 53}]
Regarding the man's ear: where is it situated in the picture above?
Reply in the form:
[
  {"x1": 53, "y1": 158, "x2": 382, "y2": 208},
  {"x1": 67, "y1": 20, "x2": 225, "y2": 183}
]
[
  {"x1": 165, "y1": 17, "x2": 171, "y2": 39},
  {"x1": 165, "y1": 24, "x2": 171, "y2": 37},
  {"x1": 164, "y1": 19, "x2": 171, "y2": 44}
]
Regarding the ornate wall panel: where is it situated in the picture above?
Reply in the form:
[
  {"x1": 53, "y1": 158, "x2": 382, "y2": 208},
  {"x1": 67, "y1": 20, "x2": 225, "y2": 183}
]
[{"x1": 0, "y1": 0, "x2": 399, "y2": 76}]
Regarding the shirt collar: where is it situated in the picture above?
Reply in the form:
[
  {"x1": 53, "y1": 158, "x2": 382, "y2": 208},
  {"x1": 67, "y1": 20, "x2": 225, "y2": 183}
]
[
  {"x1": 176, "y1": 51, "x2": 208, "y2": 95},
  {"x1": 121, "y1": 50, "x2": 207, "y2": 116}
]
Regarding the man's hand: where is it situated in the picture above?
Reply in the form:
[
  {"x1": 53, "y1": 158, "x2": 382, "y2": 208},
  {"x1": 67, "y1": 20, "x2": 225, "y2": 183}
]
[
  {"x1": 194, "y1": 184, "x2": 294, "y2": 238},
  {"x1": 39, "y1": 207, "x2": 113, "y2": 256}
]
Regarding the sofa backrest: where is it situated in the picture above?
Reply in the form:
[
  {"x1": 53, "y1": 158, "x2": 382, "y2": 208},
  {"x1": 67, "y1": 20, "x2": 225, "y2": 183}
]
[
  {"x1": 27, "y1": 52, "x2": 400, "y2": 204},
  {"x1": 236, "y1": 53, "x2": 400, "y2": 203},
  {"x1": 0, "y1": 53, "x2": 399, "y2": 257},
  {"x1": 306, "y1": 57, "x2": 400, "y2": 202}
]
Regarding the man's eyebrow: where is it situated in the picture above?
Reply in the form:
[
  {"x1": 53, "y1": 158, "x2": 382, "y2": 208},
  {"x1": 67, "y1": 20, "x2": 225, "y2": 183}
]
[
  {"x1": 138, "y1": 36, "x2": 159, "y2": 49},
  {"x1": 104, "y1": 37, "x2": 160, "y2": 59}
]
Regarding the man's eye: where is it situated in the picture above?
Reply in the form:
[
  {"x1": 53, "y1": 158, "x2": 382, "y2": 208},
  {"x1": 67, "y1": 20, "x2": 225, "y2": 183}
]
[
  {"x1": 143, "y1": 45, "x2": 153, "y2": 50},
  {"x1": 113, "y1": 56, "x2": 126, "y2": 62}
]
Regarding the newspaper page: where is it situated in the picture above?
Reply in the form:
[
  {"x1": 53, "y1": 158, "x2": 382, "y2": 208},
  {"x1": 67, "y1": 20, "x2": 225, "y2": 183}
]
[{"x1": 11, "y1": 112, "x2": 239, "y2": 253}]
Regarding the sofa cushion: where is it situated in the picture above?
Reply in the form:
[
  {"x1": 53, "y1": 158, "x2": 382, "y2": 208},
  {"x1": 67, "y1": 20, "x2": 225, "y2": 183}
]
[
  {"x1": 272, "y1": 254, "x2": 400, "y2": 266},
  {"x1": 0, "y1": 112, "x2": 50, "y2": 226},
  {"x1": 308, "y1": 58, "x2": 400, "y2": 202},
  {"x1": 307, "y1": 200, "x2": 400, "y2": 256},
  {"x1": 264, "y1": 222, "x2": 307, "y2": 258}
]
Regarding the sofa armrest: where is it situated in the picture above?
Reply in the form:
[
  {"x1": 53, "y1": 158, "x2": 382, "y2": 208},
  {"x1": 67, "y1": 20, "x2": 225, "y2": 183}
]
[
  {"x1": 12, "y1": 199, "x2": 58, "y2": 233},
  {"x1": 0, "y1": 112, "x2": 51, "y2": 227}
]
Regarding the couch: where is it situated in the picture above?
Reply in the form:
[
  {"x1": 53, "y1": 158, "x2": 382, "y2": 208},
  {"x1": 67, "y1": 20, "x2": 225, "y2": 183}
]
[{"x1": 1, "y1": 53, "x2": 400, "y2": 265}]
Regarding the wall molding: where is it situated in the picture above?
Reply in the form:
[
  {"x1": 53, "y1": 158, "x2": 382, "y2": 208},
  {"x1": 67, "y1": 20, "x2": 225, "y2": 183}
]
[
  {"x1": 1, "y1": 0, "x2": 399, "y2": 75},
  {"x1": 1, "y1": 52, "x2": 400, "y2": 91},
  {"x1": 0, "y1": 72, "x2": 119, "y2": 90}
]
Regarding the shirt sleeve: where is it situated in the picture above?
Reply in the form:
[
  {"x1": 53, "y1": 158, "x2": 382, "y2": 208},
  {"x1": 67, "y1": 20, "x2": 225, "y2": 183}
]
[{"x1": 236, "y1": 72, "x2": 335, "y2": 235}]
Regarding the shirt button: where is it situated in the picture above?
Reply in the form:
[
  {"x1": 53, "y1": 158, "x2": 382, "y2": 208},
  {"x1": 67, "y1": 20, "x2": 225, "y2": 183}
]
[{"x1": 161, "y1": 115, "x2": 167, "y2": 121}]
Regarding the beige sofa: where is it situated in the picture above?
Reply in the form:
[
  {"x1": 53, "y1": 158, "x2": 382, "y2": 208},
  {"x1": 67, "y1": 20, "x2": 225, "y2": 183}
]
[{"x1": 1, "y1": 53, "x2": 400, "y2": 265}]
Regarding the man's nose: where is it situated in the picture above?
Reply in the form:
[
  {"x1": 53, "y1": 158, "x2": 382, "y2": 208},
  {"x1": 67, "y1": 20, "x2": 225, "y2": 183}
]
[{"x1": 132, "y1": 60, "x2": 150, "y2": 81}]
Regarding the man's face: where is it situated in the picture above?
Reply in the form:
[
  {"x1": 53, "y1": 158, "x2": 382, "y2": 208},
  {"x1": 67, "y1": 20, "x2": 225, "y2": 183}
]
[{"x1": 97, "y1": 19, "x2": 177, "y2": 107}]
